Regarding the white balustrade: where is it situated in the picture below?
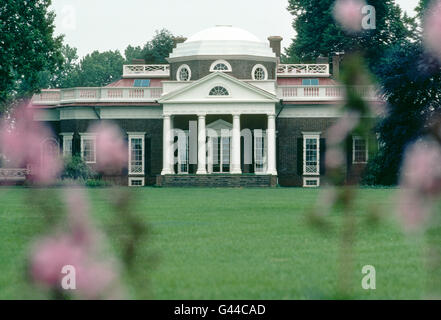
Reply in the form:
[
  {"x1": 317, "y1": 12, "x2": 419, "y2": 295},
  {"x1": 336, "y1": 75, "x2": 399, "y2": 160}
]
[
  {"x1": 277, "y1": 64, "x2": 330, "y2": 77},
  {"x1": 32, "y1": 87, "x2": 164, "y2": 105},
  {"x1": 277, "y1": 85, "x2": 379, "y2": 101},
  {"x1": 123, "y1": 64, "x2": 170, "y2": 78}
]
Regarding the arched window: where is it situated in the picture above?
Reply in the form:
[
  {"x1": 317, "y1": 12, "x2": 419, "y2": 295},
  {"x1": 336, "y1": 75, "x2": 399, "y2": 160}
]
[
  {"x1": 252, "y1": 64, "x2": 268, "y2": 81},
  {"x1": 209, "y1": 86, "x2": 229, "y2": 96},
  {"x1": 177, "y1": 65, "x2": 191, "y2": 81},
  {"x1": 210, "y1": 60, "x2": 232, "y2": 72}
]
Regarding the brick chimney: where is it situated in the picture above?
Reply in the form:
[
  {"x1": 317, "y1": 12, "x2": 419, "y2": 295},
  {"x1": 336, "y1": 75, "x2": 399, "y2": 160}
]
[
  {"x1": 316, "y1": 55, "x2": 328, "y2": 64},
  {"x1": 332, "y1": 53, "x2": 344, "y2": 79},
  {"x1": 131, "y1": 59, "x2": 145, "y2": 64},
  {"x1": 173, "y1": 37, "x2": 187, "y2": 49},
  {"x1": 268, "y1": 36, "x2": 283, "y2": 58}
]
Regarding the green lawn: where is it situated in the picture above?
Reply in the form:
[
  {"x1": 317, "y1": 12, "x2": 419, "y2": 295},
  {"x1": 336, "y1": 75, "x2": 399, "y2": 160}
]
[{"x1": 0, "y1": 187, "x2": 428, "y2": 299}]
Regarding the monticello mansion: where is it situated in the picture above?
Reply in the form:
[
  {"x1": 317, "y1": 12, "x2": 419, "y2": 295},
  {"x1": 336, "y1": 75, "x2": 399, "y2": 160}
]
[{"x1": 30, "y1": 26, "x2": 380, "y2": 187}]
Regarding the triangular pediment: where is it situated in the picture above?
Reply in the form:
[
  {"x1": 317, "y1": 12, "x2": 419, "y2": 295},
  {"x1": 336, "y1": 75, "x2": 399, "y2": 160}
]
[
  {"x1": 158, "y1": 72, "x2": 278, "y2": 104},
  {"x1": 206, "y1": 119, "x2": 232, "y2": 130}
]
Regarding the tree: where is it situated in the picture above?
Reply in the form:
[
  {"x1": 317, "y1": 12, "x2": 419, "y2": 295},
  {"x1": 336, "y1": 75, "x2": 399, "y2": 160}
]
[
  {"x1": 364, "y1": 41, "x2": 441, "y2": 185},
  {"x1": 38, "y1": 44, "x2": 80, "y2": 89},
  {"x1": 124, "y1": 29, "x2": 176, "y2": 64},
  {"x1": 0, "y1": 0, "x2": 63, "y2": 110},
  {"x1": 285, "y1": 0, "x2": 416, "y2": 65},
  {"x1": 124, "y1": 45, "x2": 144, "y2": 64},
  {"x1": 75, "y1": 50, "x2": 125, "y2": 87}
]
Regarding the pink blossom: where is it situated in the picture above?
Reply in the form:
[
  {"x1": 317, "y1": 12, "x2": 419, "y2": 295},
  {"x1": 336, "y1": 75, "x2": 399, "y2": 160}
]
[
  {"x1": 0, "y1": 103, "x2": 62, "y2": 184},
  {"x1": 333, "y1": 0, "x2": 366, "y2": 33},
  {"x1": 424, "y1": 0, "x2": 441, "y2": 62},
  {"x1": 75, "y1": 261, "x2": 121, "y2": 299},
  {"x1": 30, "y1": 236, "x2": 87, "y2": 287},
  {"x1": 89, "y1": 122, "x2": 127, "y2": 175},
  {"x1": 400, "y1": 140, "x2": 441, "y2": 195}
]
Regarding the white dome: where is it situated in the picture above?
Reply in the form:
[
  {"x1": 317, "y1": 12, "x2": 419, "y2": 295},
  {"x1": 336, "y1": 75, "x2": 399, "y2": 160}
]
[
  {"x1": 187, "y1": 26, "x2": 261, "y2": 43},
  {"x1": 168, "y1": 26, "x2": 276, "y2": 62}
]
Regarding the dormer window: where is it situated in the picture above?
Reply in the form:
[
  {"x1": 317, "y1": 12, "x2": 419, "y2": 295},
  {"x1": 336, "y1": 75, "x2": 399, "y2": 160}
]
[
  {"x1": 210, "y1": 60, "x2": 232, "y2": 72},
  {"x1": 209, "y1": 86, "x2": 229, "y2": 96},
  {"x1": 252, "y1": 64, "x2": 268, "y2": 81},
  {"x1": 177, "y1": 64, "x2": 191, "y2": 81}
]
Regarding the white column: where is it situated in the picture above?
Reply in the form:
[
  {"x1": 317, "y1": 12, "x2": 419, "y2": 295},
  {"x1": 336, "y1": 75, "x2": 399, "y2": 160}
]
[
  {"x1": 161, "y1": 115, "x2": 173, "y2": 175},
  {"x1": 196, "y1": 114, "x2": 207, "y2": 174},
  {"x1": 266, "y1": 113, "x2": 277, "y2": 175},
  {"x1": 231, "y1": 114, "x2": 242, "y2": 174}
]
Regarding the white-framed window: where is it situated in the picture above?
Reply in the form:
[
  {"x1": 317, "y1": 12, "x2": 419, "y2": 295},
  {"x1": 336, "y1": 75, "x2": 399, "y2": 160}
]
[
  {"x1": 80, "y1": 134, "x2": 96, "y2": 164},
  {"x1": 60, "y1": 132, "x2": 73, "y2": 157},
  {"x1": 210, "y1": 60, "x2": 232, "y2": 72},
  {"x1": 177, "y1": 64, "x2": 191, "y2": 81},
  {"x1": 353, "y1": 136, "x2": 368, "y2": 164},
  {"x1": 254, "y1": 130, "x2": 267, "y2": 173},
  {"x1": 303, "y1": 133, "x2": 320, "y2": 175},
  {"x1": 303, "y1": 177, "x2": 320, "y2": 187},
  {"x1": 209, "y1": 86, "x2": 229, "y2": 96},
  {"x1": 252, "y1": 64, "x2": 268, "y2": 81},
  {"x1": 128, "y1": 133, "x2": 145, "y2": 175},
  {"x1": 129, "y1": 177, "x2": 145, "y2": 187}
]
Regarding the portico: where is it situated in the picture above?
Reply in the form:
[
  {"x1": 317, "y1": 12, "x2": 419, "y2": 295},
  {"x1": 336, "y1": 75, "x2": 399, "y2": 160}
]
[{"x1": 158, "y1": 72, "x2": 278, "y2": 178}]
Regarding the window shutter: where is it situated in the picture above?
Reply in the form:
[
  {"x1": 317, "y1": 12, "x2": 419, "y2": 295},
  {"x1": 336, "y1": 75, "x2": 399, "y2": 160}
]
[
  {"x1": 145, "y1": 136, "x2": 151, "y2": 176},
  {"x1": 320, "y1": 138, "x2": 326, "y2": 175},
  {"x1": 297, "y1": 138, "x2": 303, "y2": 175},
  {"x1": 346, "y1": 136, "x2": 353, "y2": 169}
]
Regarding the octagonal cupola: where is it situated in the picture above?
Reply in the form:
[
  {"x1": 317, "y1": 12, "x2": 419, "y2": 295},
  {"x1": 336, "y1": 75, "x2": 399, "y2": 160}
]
[
  {"x1": 168, "y1": 25, "x2": 276, "y2": 62},
  {"x1": 167, "y1": 26, "x2": 277, "y2": 81}
]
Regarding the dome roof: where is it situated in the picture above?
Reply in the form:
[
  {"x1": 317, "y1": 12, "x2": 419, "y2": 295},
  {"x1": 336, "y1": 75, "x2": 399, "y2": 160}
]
[
  {"x1": 187, "y1": 26, "x2": 261, "y2": 43},
  {"x1": 168, "y1": 26, "x2": 276, "y2": 62}
]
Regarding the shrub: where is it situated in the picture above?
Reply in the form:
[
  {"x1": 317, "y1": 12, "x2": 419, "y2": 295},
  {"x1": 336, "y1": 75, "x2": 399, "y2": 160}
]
[{"x1": 62, "y1": 155, "x2": 95, "y2": 180}]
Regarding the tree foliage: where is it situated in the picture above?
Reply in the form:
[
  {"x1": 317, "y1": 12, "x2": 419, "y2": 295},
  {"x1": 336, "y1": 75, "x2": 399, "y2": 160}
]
[
  {"x1": 0, "y1": 0, "x2": 63, "y2": 109},
  {"x1": 285, "y1": 0, "x2": 416, "y2": 64},
  {"x1": 124, "y1": 29, "x2": 175, "y2": 64},
  {"x1": 364, "y1": 41, "x2": 441, "y2": 185}
]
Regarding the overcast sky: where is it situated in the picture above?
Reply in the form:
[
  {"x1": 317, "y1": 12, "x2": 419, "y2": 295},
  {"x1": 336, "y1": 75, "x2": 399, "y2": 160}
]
[{"x1": 50, "y1": 0, "x2": 419, "y2": 58}]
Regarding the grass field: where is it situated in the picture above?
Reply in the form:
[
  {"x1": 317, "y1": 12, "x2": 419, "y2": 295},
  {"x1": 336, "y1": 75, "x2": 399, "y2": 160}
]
[{"x1": 0, "y1": 187, "x2": 428, "y2": 299}]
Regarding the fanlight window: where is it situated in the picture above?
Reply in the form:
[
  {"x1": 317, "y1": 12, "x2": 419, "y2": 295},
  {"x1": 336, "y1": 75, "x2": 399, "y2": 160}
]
[
  {"x1": 213, "y1": 63, "x2": 229, "y2": 71},
  {"x1": 209, "y1": 86, "x2": 229, "y2": 96},
  {"x1": 210, "y1": 60, "x2": 232, "y2": 72}
]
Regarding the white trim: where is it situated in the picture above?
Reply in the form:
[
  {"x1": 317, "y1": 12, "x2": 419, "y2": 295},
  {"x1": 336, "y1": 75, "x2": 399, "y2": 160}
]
[
  {"x1": 302, "y1": 133, "x2": 320, "y2": 176},
  {"x1": 128, "y1": 133, "x2": 145, "y2": 175},
  {"x1": 352, "y1": 136, "x2": 369, "y2": 164},
  {"x1": 177, "y1": 64, "x2": 192, "y2": 81},
  {"x1": 209, "y1": 60, "x2": 232, "y2": 72},
  {"x1": 129, "y1": 177, "x2": 145, "y2": 187},
  {"x1": 252, "y1": 64, "x2": 268, "y2": 81},
  {"x1": 80, "y1": 134, "x2": 96, "y2": 164},
  {"x1": 60, "y1": 132, "x2": 74, "y2": 157},
  {"x1": 303, "y1": 177, "x2": 320, "y2": 187}
]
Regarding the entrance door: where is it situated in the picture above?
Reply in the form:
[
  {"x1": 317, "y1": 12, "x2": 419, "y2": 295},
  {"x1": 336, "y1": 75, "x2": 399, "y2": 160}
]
[
  {"x1": 208, "y1": 136, "x2": 230, "y2": 173},
  {"x1": 177, "y1": 131, "x2": 189, "y2": 174}
]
